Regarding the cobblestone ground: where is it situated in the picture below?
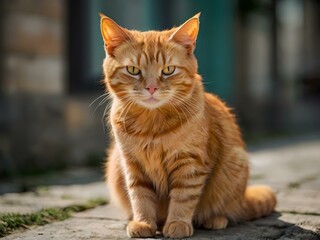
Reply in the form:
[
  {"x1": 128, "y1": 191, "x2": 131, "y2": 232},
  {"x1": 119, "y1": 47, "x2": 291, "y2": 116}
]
[{"x1": 1, "y1": 138, "x2": 320, "y2": 239}]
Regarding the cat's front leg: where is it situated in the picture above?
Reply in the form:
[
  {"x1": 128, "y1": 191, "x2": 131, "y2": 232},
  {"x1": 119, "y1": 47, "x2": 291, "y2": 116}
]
[
  {"x1": 124, "y1": 159, "x2": 157, "y2": 238},
  {"x1": 163, "y1": 157, "x2": 208, "y2": 238}
]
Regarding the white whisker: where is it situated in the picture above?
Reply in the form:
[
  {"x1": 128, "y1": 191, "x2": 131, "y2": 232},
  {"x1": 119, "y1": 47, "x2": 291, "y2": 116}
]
[
  {"x1": 122, "y1": 101, "x2": 135, "y2": 134},
  {"x1": 89, "y1": 93, "x2": 109, "y2": 108}
]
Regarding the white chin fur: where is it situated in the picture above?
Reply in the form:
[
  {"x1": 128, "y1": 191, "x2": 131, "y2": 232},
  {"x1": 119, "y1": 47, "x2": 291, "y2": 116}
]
[{"x1": 137, "y1": 99, "x2": 166, "y2": 109}]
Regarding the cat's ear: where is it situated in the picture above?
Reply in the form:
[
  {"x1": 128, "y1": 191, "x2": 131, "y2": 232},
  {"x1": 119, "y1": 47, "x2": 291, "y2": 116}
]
[
  {"x1": 169, "y1": 13, "x2": 200, "y2": 53},
  {"x1": 100, "y1": 13, "x2": 131, "y2": 56}
]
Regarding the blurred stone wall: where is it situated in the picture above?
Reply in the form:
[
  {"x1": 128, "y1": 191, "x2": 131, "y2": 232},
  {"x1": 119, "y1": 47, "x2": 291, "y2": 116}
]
[
  {"x1": 0, "y1": 0, "x2": 107, "y2": 178},
  {"x1": 2, "y1": 0, "x2": 64, "y2": 94},
  {"x1": 0, "y1": 0, "x2": 67, "y2": 177}
]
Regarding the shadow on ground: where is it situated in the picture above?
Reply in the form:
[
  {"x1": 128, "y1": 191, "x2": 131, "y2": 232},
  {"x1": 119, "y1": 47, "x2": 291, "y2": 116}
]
[{"x1": 188, "y1": 212, "x2": 320, "y2": 240}]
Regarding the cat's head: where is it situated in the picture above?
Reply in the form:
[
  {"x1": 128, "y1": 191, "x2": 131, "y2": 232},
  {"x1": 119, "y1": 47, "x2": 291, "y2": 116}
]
[{"x1": 100, "y1": 13, "x2": 201, "y2": 109}]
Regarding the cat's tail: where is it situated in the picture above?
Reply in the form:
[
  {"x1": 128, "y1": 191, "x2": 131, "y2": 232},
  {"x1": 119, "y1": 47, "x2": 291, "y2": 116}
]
[{"x1": 242, "y1": 185, "x2": 277, "y2": 220}]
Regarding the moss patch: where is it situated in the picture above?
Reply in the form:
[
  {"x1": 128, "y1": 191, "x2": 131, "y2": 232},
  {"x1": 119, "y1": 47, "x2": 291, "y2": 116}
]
[
  {"x1": 250, "y1": 174, "x2": 265, "y2": 180},
  {"x1": 287, "y1": 175, "x2": 317, "y2": 189},
  {"x1": 0, "y1": 198, "x2": 107, "y2": 237}
]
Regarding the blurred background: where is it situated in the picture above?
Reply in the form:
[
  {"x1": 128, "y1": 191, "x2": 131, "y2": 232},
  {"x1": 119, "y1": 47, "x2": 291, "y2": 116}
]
[{"x1": 0, "y1": 0, "x2": 319, "y2": 191}]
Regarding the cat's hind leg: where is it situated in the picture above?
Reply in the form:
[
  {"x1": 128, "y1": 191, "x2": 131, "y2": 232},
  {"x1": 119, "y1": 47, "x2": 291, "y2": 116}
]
[
  {"x1": 106, "y1": 146, "x2": 132, "y2": 219},
  {"x1": 202, "y1": 216, "x2": 228, "y2": 229}
]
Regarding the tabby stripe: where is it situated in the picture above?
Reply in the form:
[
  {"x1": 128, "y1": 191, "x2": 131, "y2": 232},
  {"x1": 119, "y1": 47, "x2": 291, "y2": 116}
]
[
  {"x1": 179, "y1": 66, "x2": 196, "y2": 76},
  {"x1": 129, "y1": 184, "x2": 157, "y2": 202},
  {"x1": 128, "y1": 179, "x2": 153, "y2": 190},
  {"x1": 148, "y1": 48, "x2": 155, "y2": 62},
  {"x1": 171, "y1": 167, "x2": 208, "y2": 179},
  {"x1": 131, "y1": 190, "x2": 157, "y2": 204},
  {"x1": 171, "y1": 182, "x2": 203, "y2": 189},
  {"x1": 125, "y1": 157, "x2": 146, "y2": 176},
  {"x1": 137, "y1": 52, "x2": 142, "y2": 65},
  {"x1": 191, "y1": 171, "x2": 208, "y2": 178},
  {"x1": 171, "y1": 158, "x2": 193, "y2": 171},
  {"x1": 108, "y1": 66, "x2": 123, "y2": 79},
  {"x1": 171, "y1": 176, "x2": 204, "y2": 189},
  {"x1": 176, "y1": 85, "x2": 193, "y2": 93},
  {"x1": 172, "y1": 194, "x2": 200, "y2": 204},
  {"x1": 155, "y1": 50, "x2": 161, "y2": 63},
  {"x1": 142, "y1": 51, "x2": 149, "y2": 64},
  {"x1": 161, "y1": 50, "x2": 166, "y2": 65},
  {"x1": 170, "y1": 155, "x2": 203, "y2": 172}
]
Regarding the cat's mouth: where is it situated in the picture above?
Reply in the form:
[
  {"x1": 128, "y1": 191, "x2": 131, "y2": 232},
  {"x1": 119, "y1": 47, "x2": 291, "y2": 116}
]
[
  {"x1": 137, "y1": 95, "x2": 166, "y2": 109},
  {"x1": 145, "y1": 96, "x2": 159, "y2": 103}
]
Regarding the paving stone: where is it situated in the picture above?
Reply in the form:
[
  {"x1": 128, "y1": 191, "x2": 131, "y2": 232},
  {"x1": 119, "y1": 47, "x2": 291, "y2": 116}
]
[
  {"x1": 74, "y1": 204, "x2": 126, "y2": 220},
  {"x1": 46, "y1": 182, "x2": 108, "y2": 201},
  {"x1": 276, "y1": 189, "x2": 320, "y2": 215},
  {"x1": 0, "y1": 182, "x2": 108, "y2": 214},
  {"x1": 249, "y1": 140, "x2": 320, "y2": 188},
  {"x1": 280, "y1": 213, "x2": 320, "y2": 232},
  {"x1": 0, "y1": 192, "x2": 88, "y2": 214},
  {"x1": 5, "y1": 218, "x2": 128, "y2": 240},
  {"x1": 5, "y1": 211, "x2": 320, "y2": 240}
]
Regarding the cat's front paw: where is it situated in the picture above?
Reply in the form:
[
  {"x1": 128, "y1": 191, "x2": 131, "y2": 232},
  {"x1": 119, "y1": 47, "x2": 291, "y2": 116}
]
[
  {"x1": 127, "y1": 221, "x2": 156, "y2": 238},
  {"x1": 162, "y1": 221, "x2": 193, "y2": 238}
]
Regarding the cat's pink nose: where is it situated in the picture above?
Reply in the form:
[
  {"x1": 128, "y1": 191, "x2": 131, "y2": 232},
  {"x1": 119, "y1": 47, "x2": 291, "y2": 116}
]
[{"x1": 146, "y1": 86, "x2": 158, "y2": 95}]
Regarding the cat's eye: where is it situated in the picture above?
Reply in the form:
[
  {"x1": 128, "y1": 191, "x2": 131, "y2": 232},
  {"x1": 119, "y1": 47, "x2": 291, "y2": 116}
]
[
  {"x1": 126, "y1": 66, "x2": 141, "y2": 75},
  {"x1": 162, "y1": 66, "x2": 176, "y2": 76}
]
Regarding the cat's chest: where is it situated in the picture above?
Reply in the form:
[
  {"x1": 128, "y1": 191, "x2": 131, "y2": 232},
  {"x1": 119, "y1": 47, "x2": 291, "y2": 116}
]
[
  {"x1": 140, "y1": 145, "x2": 169, "y2": 196},
  {"x1": 118, "y1": 131, "x2": 196, "y2": 195}
]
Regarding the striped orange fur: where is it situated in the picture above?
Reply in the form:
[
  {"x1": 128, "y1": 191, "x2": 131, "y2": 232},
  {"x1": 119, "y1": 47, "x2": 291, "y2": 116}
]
[{"x1": 100, "y1": 13, "x2": 276, "y2": 238}]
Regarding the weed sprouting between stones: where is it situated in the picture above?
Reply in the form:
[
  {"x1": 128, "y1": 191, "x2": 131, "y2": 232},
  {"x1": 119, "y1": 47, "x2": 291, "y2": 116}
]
[{"x1": 0, "y1": 198, "x2": 107, "y2": 237}]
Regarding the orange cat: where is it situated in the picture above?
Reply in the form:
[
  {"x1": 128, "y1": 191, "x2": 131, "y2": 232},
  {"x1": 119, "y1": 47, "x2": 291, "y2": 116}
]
[{"x1": 100, "y1": 13, "x2": 276, "y2": 238}]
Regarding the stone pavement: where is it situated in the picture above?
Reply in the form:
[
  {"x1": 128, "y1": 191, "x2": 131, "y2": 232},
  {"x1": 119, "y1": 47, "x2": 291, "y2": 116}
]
[{"x1": 1, "y1": 137, "x2": 320, "y2": 239}]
